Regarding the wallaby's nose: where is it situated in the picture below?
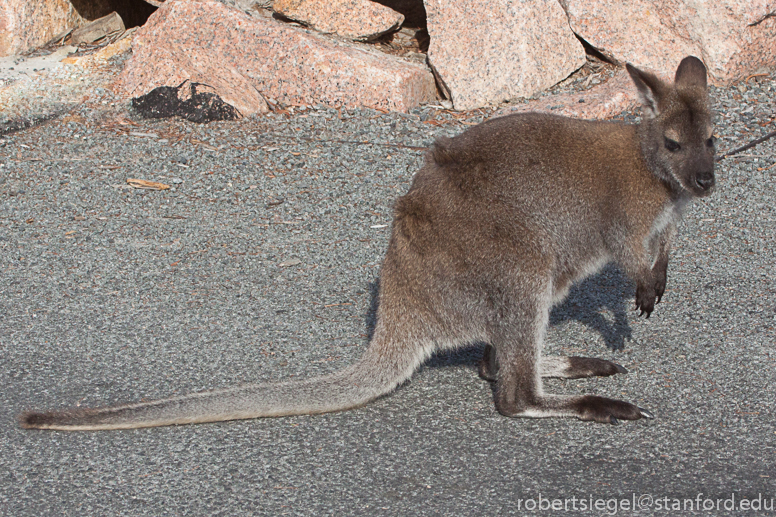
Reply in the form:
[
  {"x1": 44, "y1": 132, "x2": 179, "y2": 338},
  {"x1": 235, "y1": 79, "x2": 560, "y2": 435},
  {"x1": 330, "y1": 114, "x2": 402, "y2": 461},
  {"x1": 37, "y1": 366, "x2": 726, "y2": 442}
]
[{"x1": 695, "y1": 172, "x2": 715, "y2": 191}]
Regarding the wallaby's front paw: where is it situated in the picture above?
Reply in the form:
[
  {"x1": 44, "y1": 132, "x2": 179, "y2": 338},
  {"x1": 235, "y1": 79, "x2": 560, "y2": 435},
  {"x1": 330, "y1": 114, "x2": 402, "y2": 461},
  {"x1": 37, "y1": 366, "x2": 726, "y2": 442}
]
[
  {"x1": 635, "y1": 282, "x2": 657, "y2": 317},
  {"x1": 574, "y1": 395, "x2": 652, "y2": 424}
]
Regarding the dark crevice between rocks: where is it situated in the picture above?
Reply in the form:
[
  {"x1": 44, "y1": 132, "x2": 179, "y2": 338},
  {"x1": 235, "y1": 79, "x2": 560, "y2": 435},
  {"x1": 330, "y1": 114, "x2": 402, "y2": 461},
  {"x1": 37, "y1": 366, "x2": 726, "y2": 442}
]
[
  {"x1": 574, "y1": 33, "x2": 620, "y2": 66},
  {"x1": 371, "y1": 27, "x2": 429, "y2": 57},
  {"x1": 541, "y1": 40, "x2": 620, "y2": 99},
  {"x1": 427, "y1": 60, "x2": 450, "y2": 101},
  {"x1": 371, "y1": 0, "x2": 429, "y2": 53},
  {"x1": 372, "y1": 0, "x2": 427, "y2": 28},
  {"x1": 271, "y1": 11, "x2": 303, "y2": 26},
  {"x1": 70, "y1": 0, "x2": 157, "y2": 29}
]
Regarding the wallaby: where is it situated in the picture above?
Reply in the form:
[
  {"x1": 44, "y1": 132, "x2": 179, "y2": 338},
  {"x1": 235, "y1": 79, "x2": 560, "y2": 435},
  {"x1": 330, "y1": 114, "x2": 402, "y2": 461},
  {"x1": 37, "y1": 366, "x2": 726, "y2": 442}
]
[{"x1": 21, "y1": 56, "x2": 715, "y2": 430}]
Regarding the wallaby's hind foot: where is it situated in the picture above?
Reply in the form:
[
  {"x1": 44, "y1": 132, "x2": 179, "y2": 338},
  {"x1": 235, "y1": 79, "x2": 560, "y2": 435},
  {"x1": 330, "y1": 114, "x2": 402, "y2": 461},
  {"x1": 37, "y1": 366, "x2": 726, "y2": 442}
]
[
  {"x1": 571, "y1": 395, "x2": 654, "y2": 424},
  {"x1": 542, "y1": 356, "x2": 628, "y2": 379},
  {"x1": 494, "y1": 391, "x2": 654, "y2": 425},
  {"x1": 478, "y1": 345, "x2": 627, "y2": 381}
]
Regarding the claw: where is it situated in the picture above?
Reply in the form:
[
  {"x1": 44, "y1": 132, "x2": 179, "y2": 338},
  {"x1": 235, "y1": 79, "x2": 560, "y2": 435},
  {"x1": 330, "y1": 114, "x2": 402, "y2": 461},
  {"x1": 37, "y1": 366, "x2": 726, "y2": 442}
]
[
  {"x1": 656, "y1": 294, "x2": 663, "y2": 304},
  {"x1": 639, "y1": 408, "x2": 655, "y2": 419},
  {"x1": 614, "y1": 364, "x2": 629, "y2": 374},
  {"x1": 610, "y1": 417, "x2": 620, "y2": 425}
]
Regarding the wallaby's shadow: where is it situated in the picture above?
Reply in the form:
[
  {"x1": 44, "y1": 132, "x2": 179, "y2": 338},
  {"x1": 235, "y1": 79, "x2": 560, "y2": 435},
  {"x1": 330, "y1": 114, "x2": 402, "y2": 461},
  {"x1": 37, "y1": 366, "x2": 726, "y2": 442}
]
[
  {"x1": 362, "y1": 264, "x2": 634, "y2": 371},
  {"x1": 548, "y1": 264, "x2": 634, "y2": 351}
]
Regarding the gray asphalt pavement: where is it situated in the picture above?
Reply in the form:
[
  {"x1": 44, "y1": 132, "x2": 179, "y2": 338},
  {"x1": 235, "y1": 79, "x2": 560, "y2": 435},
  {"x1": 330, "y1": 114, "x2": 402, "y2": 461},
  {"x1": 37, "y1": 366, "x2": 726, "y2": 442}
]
[{"x1": 2, "y1": 75, "x2": 775, "y2": 516}]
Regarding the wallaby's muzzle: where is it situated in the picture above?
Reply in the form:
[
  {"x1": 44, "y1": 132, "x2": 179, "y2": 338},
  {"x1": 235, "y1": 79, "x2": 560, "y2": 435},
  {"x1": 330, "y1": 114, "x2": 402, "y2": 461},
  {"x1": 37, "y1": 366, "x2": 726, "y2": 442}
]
[
  {"x1": 689, "y1": 150, "x2": 716, "y2": 196},
  {"x1": 693, "y1": 168, "x2": 715, "y2": 195}
]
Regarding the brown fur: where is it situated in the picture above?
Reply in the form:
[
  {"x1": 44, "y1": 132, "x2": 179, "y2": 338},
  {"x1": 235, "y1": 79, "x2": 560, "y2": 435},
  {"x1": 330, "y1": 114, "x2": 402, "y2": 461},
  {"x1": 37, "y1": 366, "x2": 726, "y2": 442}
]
[{"x1": 20, "y1": 57, "x2": 714, "y2": 430}]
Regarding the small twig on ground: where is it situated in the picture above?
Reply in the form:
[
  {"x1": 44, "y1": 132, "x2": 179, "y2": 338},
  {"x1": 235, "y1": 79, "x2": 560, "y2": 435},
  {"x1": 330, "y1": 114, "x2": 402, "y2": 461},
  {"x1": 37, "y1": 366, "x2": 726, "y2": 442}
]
[
  {"x1": 324, "y1": 138, "x2": 427, "y2": 151},
  {"x1": 746, "y1": 73, "x2": 769, "y2": 83},
  {"x1": 716, "y1": 129, "x2": 776, "y2": 162},
  {"x1": 259, "y1": 135, "x2": 428, "y2": 152}
]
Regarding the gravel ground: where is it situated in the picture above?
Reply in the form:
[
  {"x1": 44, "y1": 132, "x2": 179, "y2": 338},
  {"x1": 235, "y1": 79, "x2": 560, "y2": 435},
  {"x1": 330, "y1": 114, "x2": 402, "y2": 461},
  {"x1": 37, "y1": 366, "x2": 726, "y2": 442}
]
[{"x1": 1, "y1": 70, "x2": 775, "y2": 516}]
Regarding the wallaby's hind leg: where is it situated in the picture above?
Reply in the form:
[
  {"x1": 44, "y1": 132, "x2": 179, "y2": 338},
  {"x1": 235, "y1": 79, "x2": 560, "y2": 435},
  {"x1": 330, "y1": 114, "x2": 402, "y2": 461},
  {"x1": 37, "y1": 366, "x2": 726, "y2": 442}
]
[
  {"x1": 495, "y1": 353, "x2": 649, "y2": 424},
  {"x1": 479, "y1": 346, "x2": 627, "y2": 381},
  {"x1": 488, "y1": 284, "x2": 651, "y2": 424}
]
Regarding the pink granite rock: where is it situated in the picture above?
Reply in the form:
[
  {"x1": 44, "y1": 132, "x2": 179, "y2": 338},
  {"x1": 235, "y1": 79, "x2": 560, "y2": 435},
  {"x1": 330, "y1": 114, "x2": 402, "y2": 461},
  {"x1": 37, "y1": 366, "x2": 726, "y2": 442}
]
[
  {"x1": 273, "y1": 0, "x2": 404, "y2": 41},
  {"x1": 114, "y1": 0, "x2": 436, "y2": 115},
  {"x1": 560, "y1": 0, "x2": 776, "y2": 84},
  {"x1": 425, "y1": 0, "x2": 586, "y2": 110},
  {"x1": 0, "y1": 0, "x2": 82, "y2": 56},
  {"x1": 496, "y1": 70, "x2": 640, "y2": 120}
]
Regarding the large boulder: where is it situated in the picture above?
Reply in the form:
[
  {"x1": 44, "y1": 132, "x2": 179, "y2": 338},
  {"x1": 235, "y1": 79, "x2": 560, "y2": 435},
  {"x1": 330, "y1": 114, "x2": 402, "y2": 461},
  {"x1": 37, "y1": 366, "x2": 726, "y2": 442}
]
[
  {"x1": 560, "y1": 0, "x2": 776, "y2": 83},
  {"x1": 425, "y1": 0, "x2": 586, "y2": 110},
  {"x1": 114, "y1": 0, "x2": 437, "y2": 115},
  {"x1": 0, "y1": 0, "x2": 82, "y2": 57},
  {"x1": 497, "y1": 70, "x2": 639, "y2": 120}
]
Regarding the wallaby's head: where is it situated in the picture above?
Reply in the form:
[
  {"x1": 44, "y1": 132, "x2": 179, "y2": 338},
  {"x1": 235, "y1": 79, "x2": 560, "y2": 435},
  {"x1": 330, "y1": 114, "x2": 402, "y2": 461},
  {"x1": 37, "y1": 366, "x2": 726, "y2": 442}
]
[{"x1": 627, "y1": 56, "x2": 715, "y2": 197}]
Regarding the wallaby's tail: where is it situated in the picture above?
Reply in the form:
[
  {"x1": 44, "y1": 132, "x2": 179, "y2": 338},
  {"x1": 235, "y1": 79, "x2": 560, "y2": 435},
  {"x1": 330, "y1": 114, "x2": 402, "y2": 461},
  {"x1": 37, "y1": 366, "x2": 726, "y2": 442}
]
[{"x1": 20, "y1": 332, "x2": 428, "y2": 431}]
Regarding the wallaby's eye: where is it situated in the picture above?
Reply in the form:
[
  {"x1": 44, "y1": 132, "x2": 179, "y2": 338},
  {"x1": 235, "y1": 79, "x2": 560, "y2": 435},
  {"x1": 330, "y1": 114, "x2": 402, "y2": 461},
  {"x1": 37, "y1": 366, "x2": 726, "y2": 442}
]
[
  {"x1": 706, "y1": 136, "x2": 716, "y2": 148},
  {"x1": 664, "y1": 137, "x2": 681, "y2": 152}
]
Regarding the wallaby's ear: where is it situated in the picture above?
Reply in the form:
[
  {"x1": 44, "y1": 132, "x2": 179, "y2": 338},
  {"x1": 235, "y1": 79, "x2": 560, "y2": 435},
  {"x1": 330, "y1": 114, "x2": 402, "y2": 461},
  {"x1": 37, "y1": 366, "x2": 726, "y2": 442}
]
[
  {"x1": 626, "y1": 63, "x2": 667, "y2": 118},
  {"x1": 674, "y1": 56, "x2": 708, "y2": 92}
]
